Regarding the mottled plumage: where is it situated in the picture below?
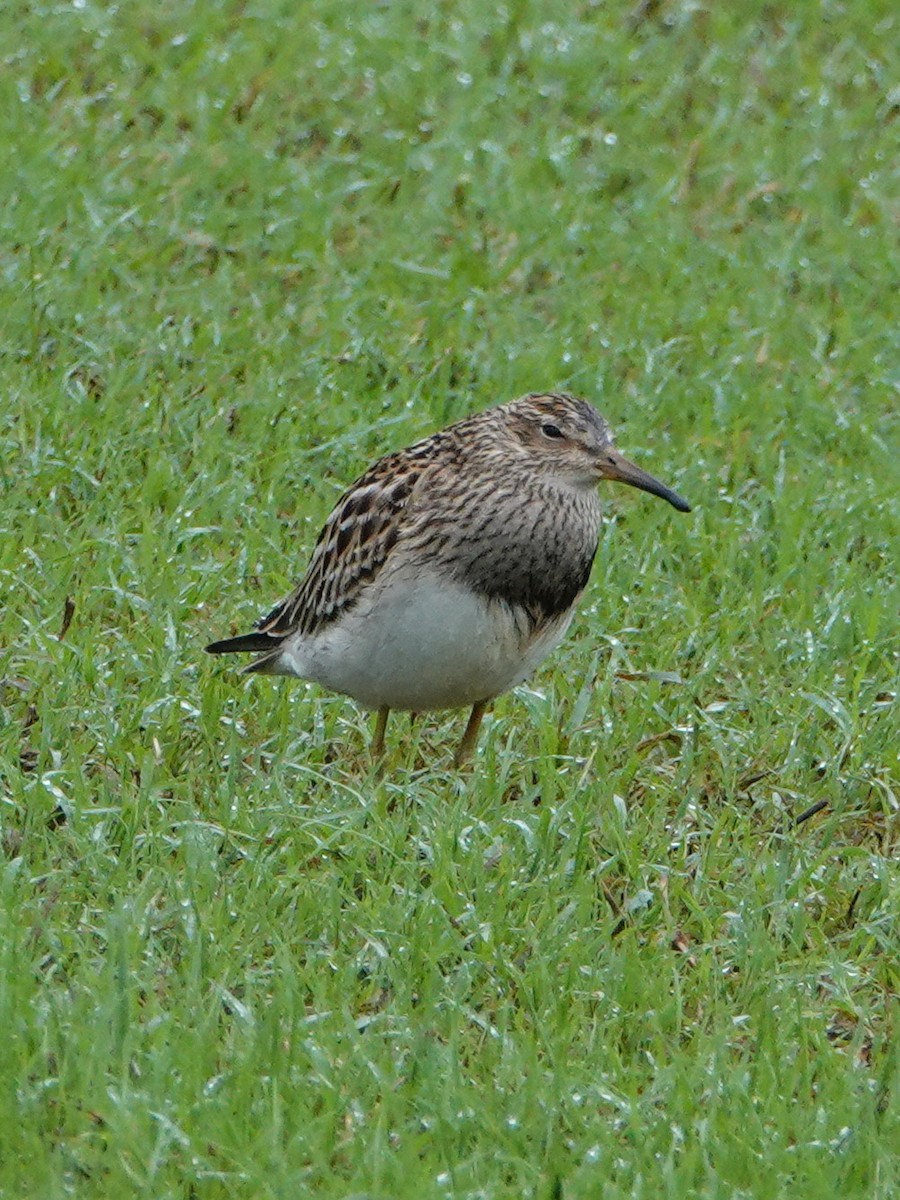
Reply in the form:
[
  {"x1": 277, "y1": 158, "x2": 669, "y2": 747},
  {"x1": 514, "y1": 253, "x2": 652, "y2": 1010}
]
[{"x1": 206, "y1": 392, "x2": 691, "y2": 763}]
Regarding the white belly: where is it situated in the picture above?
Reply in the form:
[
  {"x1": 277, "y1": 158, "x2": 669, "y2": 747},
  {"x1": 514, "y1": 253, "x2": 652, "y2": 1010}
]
[{"x1": 273, "y1": 571, "x2": 575, "y2": 710}]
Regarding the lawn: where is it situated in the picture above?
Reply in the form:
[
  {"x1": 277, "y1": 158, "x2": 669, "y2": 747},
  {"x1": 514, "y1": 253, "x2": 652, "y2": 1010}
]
[{"x1": 1, "y1": 1, "x2": 897, "y2": 1196}]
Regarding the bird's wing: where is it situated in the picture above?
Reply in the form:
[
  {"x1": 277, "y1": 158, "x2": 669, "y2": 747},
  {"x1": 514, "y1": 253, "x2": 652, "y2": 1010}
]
[{"x1": 255, "y1": 438, "x2": 447, "y2": 639}]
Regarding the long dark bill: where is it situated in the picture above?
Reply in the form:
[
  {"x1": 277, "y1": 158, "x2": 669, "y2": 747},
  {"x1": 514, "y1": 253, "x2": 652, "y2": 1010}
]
[{"x1": 601, "y1": 447, "x2": 691, "y2": 512}]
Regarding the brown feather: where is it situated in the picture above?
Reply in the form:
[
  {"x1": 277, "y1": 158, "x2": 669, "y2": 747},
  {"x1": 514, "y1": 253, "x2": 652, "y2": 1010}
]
[{"x1": 254, "y1": 439, "x2": 447, "y2": 637}]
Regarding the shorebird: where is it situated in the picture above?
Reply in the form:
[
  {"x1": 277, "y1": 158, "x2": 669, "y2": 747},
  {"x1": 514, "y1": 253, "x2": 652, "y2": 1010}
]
[{"x1": 206, "y1": 392, "x2": 690, "y2": 765}]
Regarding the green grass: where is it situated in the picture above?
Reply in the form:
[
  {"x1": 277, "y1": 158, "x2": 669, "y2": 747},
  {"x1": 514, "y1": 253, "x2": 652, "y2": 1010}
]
[{"x1": 1, "y1": 1, "x2": 898, "y2": 1196}]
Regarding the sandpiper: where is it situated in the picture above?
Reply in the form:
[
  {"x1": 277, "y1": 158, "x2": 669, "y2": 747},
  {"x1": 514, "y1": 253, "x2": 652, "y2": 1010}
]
[{"x1": 206, "y1": 392, "x2": 690, "y2": 764}]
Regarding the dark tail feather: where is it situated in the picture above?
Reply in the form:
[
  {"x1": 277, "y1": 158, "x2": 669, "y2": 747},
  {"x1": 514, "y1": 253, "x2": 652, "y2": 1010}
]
[{"x1": 205, "y1": 632, "x2": 283, "y2": 655}]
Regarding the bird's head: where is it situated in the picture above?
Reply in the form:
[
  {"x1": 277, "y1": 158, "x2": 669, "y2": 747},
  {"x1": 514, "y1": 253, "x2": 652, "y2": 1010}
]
[{"x1": 502, "y1": 392, "x2": 691, "y2": 512}]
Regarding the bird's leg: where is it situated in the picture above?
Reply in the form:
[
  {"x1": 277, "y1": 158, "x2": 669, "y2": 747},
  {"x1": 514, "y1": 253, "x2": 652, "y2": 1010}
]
[
  {"x1": 372, "y1": 706, "x2": 390, "y2": 757},
  {"x1": 454, "y1": 700, "x2": 488, "y2": 767}
]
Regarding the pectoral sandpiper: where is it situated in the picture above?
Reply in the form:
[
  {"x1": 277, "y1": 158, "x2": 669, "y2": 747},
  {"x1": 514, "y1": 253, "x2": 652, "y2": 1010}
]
[{"x1": 206, "y1": 392, "x2": 690, "y2": 764}]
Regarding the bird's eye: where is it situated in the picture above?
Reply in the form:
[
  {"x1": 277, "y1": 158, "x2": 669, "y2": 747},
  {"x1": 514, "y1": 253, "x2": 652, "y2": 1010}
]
[{"x1": 541, "y1": 423, "x2": 564, "y2": 440}]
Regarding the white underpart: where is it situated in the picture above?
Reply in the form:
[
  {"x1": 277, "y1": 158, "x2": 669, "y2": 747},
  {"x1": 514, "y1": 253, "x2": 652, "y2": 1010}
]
[{"x1": 268, "y1": 569, "x2": 576, "y2": 711}]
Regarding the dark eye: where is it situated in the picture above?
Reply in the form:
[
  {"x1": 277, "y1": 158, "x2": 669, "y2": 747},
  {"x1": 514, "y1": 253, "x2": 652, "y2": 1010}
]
[{"x1": 541, "y1": 423, "x2": 564, "y2": 439}]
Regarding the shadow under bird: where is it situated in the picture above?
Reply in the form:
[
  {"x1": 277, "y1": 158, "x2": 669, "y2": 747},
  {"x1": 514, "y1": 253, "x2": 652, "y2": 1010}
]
[{"x1": 206, "y1": 392, "x2": 691, "y2": 765}]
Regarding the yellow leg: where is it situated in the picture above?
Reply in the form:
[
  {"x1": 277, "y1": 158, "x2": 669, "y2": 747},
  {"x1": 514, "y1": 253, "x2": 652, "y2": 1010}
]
[
  {"x1": 372, "y1": 706, "x2": 390, "y2": 757},
  {"x1": 454, "y1": 700, "x2": 488, "y2": 767}
]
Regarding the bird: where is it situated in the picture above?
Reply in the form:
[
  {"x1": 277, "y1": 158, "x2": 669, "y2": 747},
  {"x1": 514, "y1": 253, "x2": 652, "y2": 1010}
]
[{"x1": 206, "y1": 392, "x2": 691, "y2": 765}]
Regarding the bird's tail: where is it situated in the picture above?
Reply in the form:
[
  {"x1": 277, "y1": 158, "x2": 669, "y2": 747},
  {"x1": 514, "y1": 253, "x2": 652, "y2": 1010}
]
[
  {"x1": 205, "y1": 632, "x2": 288, "y2": 675},
  {"x1": 205, "y1": 633, "x2": 277, "y2": 655}
]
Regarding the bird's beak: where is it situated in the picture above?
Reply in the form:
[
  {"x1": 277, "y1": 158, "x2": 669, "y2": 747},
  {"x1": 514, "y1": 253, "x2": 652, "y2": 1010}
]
[{"x1": 598, "y1": 447, "x2": 691, "y2": 512}]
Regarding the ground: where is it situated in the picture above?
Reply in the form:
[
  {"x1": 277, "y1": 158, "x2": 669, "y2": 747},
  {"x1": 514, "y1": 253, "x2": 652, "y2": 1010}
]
[{"x1": 0, "y1": 1, "x2": 897, "y2": 1196}]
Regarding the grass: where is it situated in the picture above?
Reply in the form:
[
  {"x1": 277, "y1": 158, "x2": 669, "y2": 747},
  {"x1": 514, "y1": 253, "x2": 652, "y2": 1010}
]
[{"x1": 1, "y1": 0, "x2": 898, "y2": 1196}]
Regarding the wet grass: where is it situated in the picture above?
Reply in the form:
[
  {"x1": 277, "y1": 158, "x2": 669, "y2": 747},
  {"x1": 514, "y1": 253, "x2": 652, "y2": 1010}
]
[{"x1": 1, "y1": 1, "x2": 897, "y2": 1196}]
